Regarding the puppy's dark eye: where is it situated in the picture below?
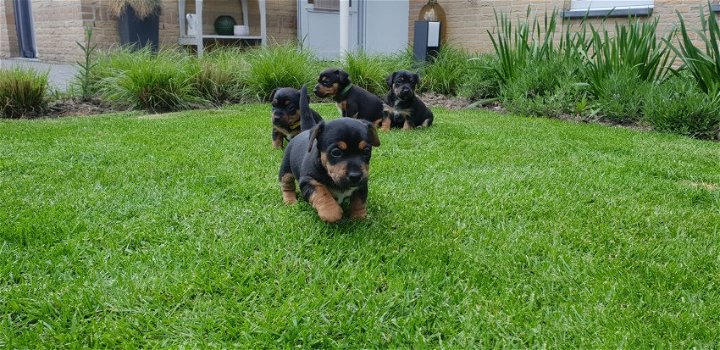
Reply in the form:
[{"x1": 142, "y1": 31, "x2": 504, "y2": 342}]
[
  {"x1": 322, "y1": 80, "x2": 333, "y2": 87},
  {"x1": 330, "y1": 148, "x2": 343, "y2": 158},
  {"x1": 363, "y1": 147, "x2": 371, "y2": 155}
]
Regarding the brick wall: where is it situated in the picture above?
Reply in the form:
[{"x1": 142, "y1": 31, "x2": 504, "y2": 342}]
[
  {"x1": 0, "y1": 1, "x2": 17, "y2": 59},
  {"x1": 408, "y1": 0, "x2": 719, "y2": 54},
  {"x1": 1, "y1": 0, "x2": 294, "y2": 63}
]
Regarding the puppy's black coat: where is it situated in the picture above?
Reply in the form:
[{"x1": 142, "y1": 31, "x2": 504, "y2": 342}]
[
  {"x1": 313, "y1": 68, "x2": 389, "y2": 130},
  {"x1": 384, "y1": 70, "x2": 433, "y2": 129},
  {"x1": 279, "y1": 85, "x2": 381, "y2": 223},
  {"x1": 270, "y1": 87, "x2": 323, "y2": 149}
]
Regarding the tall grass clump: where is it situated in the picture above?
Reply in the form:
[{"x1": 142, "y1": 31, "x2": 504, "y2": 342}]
[
  {"x1": 645, "y1": 74, "x2": 720, "y2": 139},
  {"x1": 0, "y1": 68, "x2": 49, "y2": 118},
  {"x1": 457, "y1": 53, "x2": 501, "y2": 100},
  {"x1": 667, "y1": 3, "x2": 720, "y2": 99},
  {"x1": 244, "y1": 43, "x2": 317, "y2": 101},
  {"x1": 100, "y1": 49, "x2": 205, "y2": 112},
  {"x1": 87, "y1": 47, "x2": 145, "y2": 97},
  {"x1": 343, "y1": 51, "x2": 413, "y2": 96},
  {"x1": 420, "y1": 45, "x2": 472, "y2": 95},
  {"x1": 194, "y1": 48, "x2": 248, "y2": 105}
]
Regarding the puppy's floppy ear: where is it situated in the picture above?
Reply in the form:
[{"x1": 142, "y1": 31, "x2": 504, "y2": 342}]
[
  {"x1": 269, "y1": 88, "x2": 279, "y2": 102},
  {"x1": 412, "y1": 73, "x2": 420, "y2": 87},
  {"x1": 337, "y1": 69, "x2": 350, "y2": 85},
  {"x1": 386, "y1": 72, "x2": 396, "y2": 89},
  {"x1": 308, "y1": 121, "x2": 325, "y2": 152},
  {"x1": 366, "y1": 122, "x2": 381, "y2": 147}
]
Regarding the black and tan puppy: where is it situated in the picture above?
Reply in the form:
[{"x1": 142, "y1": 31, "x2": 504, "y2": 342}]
[
  {"x1": 270, "y1": 87, "x2": 323, "y2": 149},
  {"x1": 384, "y1": 70, "x2": 433, "y2": 129},
  {"x1": 313, "y1": 68, "x2": 390, "y2": 131},
  {"x1": 280, "y1": 85, "x2": 381, "y2": 223}
]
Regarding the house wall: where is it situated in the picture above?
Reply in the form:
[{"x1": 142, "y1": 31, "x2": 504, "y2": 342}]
[
  {"x1": 408, "y1": 0, "x2": 719, "y2": 54},
  {"x1": 0, "y1": 1, "x2": 18, "y2": 59},
  {"x1": 0, "y1": 0, "x2": 293, "y2": 63},
  {"x1": 181, "y1": 0, "x2": 297, "y2": 44}
]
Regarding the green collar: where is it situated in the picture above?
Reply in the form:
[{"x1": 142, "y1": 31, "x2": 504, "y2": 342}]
[{"x1": 333, "y1": 84, "x2": 353, "y2": 102}]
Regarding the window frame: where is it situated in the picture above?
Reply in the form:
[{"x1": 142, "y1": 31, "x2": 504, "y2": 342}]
[{"x1": 562, "y1": 0, "x2": 654, "y2": 18}]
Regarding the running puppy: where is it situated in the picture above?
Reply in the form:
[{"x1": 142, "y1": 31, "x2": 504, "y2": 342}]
[
  {"x1": 270, "y1": 87, "x2": 323, "y2": 149},
  {"x1": 313, "y1": 68, "x2": 389, "y2": 130},
  {"x1": 280, "y1": 85, "x2": 381, "y2": 223},
  {"x1": 384, "y1": 70, "x2": 433, "y2": 129}
]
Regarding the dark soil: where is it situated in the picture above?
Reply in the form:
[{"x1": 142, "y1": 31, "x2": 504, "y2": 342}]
[{"x1": 45, "y1": 98, "x2": 118, "y2": 118}]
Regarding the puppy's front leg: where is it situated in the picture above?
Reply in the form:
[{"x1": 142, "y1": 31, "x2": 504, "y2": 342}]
[
  {"x1": 280, "y1": 173, "x2": 297, "y2": 204},
  {"x1": 349, "y1": 186, "x2": 369, "y2": 220},
  {"x1": 402, "y1": 119, "x2": 413, "y2": 130},
  {"x1": 272, "y1": 129, "x2": 284, "y2": 149},
  {"x1": 306, "y1": 180, "x2": 343, "y2": 223}
]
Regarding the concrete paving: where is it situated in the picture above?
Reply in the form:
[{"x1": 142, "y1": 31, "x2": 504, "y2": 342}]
[{"x1": 0, "y1": 58, "x2": 79, "y2": 92}]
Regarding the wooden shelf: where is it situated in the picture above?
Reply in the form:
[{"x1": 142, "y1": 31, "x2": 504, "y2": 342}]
[
  {"x1": 179, "y1": 35, "x2": 262, "y2": 45},
  {"x1": 178, "y1": 0, "x2": 266, "y2": 56}
]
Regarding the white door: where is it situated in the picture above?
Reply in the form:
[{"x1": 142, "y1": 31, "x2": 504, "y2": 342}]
[{"x1": 298, "y1": 0, "x2": 408, "y2": 59}]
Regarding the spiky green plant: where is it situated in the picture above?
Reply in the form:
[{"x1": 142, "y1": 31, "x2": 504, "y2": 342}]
[
  {"x1": 584, "y1": 17, "x2": 675, "y2": 95},
  {"x1": 666, "y1": 3, "x2": 720, "y2": 99},
  {"x1": 0, "y1": 68, "x2": 49, "y2": 118},
  {"x1": 73, "y1": 26, "x2": 98, "y2": 100},
  {"x1": 487, "y1": 8, "x2": 560, "y2": 85}
]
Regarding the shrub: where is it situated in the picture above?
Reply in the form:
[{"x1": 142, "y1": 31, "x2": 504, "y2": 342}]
[
  {"x1": 420, "y1": 45, "x2": 471, "y2": 95},
  {"x1": 457, "y1": 54, "x2": 501, "y2": 100},
  {"x1": 100, "y1": 49, "x2": 205, "y2": 112},
  {"x1": 87, "y1": 47, "x2": 143, "y2": 97},
  {"x1": 0, "y1": 68, "x2": 49, "y2": 119},
  {"x1": 645, "y1": 75, "x2": 720, "y2": 139},
  {"x1": 501, "y1": 57, "x2": 586, "y2": 118},
  {"x1": 593, "y1": 67, "x2": 649, "y2": 123},
  {"x1": 194, "y1": 48, "x2": 247, "y2": 105},
  {"x1": 244, "y1": 43, "x2": 317, "y2": 101}
]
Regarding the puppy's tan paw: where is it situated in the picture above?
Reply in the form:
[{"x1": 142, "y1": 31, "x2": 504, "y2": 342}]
[
  {"x1": 318, "y1": 205, "x2": 343, "y2": 223},
  {"x1": 282, "y1": 192, "x2": 297, "y2": 204}
]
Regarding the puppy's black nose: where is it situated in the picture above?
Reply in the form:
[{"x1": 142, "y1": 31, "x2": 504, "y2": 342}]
[{"x1": 348, "y1": 171, "x2": 362, "y2": 183}]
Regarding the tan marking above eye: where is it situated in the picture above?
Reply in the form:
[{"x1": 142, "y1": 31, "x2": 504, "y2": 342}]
[
  {"x1": 358, "y1": 140, "x2": 368, "y2": 150},
  {"x1": 337, "y1": 141, "x2": 348, "y2": 150}
]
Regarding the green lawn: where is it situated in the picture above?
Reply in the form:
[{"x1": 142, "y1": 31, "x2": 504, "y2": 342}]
[{"x1": 1, "y1": 104, "x2": 719, "y2": 347}]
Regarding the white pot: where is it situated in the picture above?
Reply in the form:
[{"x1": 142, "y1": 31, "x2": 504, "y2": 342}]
[{"x1": 234, "y1": 25, "x2": 249, "y2": 36}]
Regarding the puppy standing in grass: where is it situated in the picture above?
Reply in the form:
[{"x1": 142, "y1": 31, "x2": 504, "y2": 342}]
[
  {"x1": 314, "y1": 68, "x2": 391, "y2": 131},
  {"x1": 270, "y1": 87, "x2": 323, "y2": 149},
  {"x1": 279, "y1": 85, "x2": 381, "y2": 223},
  {"x1": 384, "y1": 70, "x2": 434, "y2": 129}
]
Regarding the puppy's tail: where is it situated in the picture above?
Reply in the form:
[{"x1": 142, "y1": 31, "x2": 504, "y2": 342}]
[{"x1": 300, "y1": 84, "x2": 317, "y2": 132}]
